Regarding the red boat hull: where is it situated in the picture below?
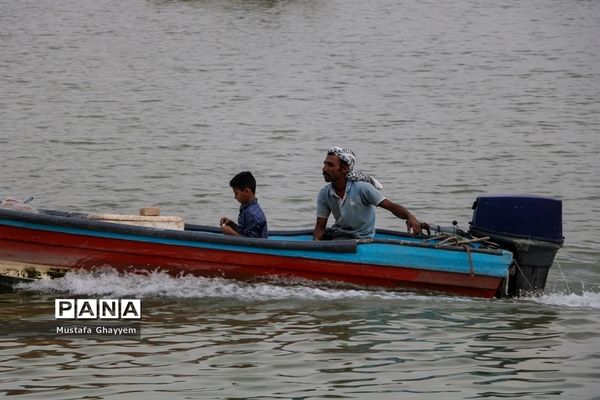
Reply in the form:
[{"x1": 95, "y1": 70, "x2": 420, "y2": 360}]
[{"x1": 0, "y1": 225, "x2": 503, "y2": 298}]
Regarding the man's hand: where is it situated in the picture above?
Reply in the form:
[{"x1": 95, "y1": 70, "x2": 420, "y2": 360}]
[
  {"x1": 379, "y1": 199, "x2": 422, "y2": 236},
  {"x1": 405, "y1": 215, "x2": 422, "y2": 235}
]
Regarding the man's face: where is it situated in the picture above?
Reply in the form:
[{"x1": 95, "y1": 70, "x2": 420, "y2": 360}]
[{"x1": 322, "y1": 154, "x2": 348, "y2": 182}]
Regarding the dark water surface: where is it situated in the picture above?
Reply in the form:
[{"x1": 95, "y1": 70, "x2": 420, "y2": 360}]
[{"x1": 1, "y1": 0, "x2": 599, "y2": 398}]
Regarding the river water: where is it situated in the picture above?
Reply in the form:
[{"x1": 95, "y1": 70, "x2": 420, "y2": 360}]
[{"x1": 1, "y1": 0, "x2": 599, "y2": 398}]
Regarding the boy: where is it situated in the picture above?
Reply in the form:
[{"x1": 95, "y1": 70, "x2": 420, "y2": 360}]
[{"x1": 220, "y1": 171, "x2": 268, "y2": 238}]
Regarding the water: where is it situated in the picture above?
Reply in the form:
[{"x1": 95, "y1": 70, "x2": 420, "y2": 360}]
[
  {"x1": 1, "y1": 0, "x2": 599, "y2": 398},
  {"x1": 3, "y1": 272, "x2": 600, "y2": 399}
]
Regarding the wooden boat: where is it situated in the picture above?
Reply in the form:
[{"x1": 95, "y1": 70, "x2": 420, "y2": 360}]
[{"x1": 0, "y1": 195, "x2": 563, "y2": 298}]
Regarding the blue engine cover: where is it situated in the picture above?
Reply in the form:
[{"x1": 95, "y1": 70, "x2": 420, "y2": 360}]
[{"x1": 470, "y1": 195, "x2": 563, "y2": 242}]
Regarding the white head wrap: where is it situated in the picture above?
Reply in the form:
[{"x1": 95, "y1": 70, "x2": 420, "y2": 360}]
[{"x1": 328, "y1": 147, "x2": 383, "y2": 190}]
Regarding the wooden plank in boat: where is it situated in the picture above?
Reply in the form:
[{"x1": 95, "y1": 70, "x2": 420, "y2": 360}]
[{"x1": 86, "y1": 213, "x2": 184, "y2": 230}]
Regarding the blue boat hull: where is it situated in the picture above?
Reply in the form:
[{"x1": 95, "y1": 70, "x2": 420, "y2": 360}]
[{"x1": 0, "y1": 208, "x2": 513, "y2": 297}]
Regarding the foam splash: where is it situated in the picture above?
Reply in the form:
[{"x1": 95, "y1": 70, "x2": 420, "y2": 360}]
[
  {"x1": 530, "y1": 291, "x2": 600, "y2": 310},
  {"x1": 14, "y1": 268, "x2": 423, "y2": 301},
  {"x1": 15, "y1": 269, "x2": 600, "y2": 308}
]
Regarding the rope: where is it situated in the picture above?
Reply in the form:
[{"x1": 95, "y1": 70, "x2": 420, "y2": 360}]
[
  {"x1": 456, "y1": 236, "x2": 490, "y2": 246},
  {"x1": 512, "y1": 259, "x2": 534, "y2": 290},
  {"x1": 554, "y1": 257, "x2": 571, "y2": 293},
  {"x1": 429, "y1": 233, "x2": 480, "y2": 275},
  {"x1": 430, "y1": 233, "x2": 490, "y2": 248},
  {"x1": 462, "y1": 244, "x2": 474, "y2": 275},
  {"x1": 504, "y1": 267, "x2": 511, "y2": 297}
]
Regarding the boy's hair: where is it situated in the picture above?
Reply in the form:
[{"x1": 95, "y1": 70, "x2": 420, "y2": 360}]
[{"x1": 229, "y1": 171, "x2": 256, "y2": 193}]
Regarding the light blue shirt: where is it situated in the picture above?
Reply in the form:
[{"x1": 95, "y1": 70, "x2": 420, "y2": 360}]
[{"x1": 316, "y1": 181, "x2": 386, "y2": 238}]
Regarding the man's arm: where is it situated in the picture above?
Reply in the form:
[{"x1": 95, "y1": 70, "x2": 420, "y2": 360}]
[
  {"x1": 378, "y1": 199, "x2": 422, "y2": 235},
  {"x1": 313, "y1": 217, "x2": 328, "y2": 240}
]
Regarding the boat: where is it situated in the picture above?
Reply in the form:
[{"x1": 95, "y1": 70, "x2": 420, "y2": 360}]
[{"x1": 0, "y1": 195, "x2": 563, "y2": 298}]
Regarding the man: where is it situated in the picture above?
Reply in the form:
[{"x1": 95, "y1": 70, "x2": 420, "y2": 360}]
[{"x1": 313, "y1": 147, "x2": 422, "y2": 240}]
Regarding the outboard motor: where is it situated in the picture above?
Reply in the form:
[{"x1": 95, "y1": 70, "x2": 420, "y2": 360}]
[{"x1": 469, "y1": 195, "x2": 564, "y2": 297}]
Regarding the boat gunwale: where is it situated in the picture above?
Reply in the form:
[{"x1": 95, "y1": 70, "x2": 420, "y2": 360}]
[
  {"x1": 187, "y1": 224, "x2": 506, "y2": 256},
  {"x1": 0, "y1": 208, "x2": 505, "y2": 257},
  {"x1": 1, "y1": 208, "x2": 356, "y2": 253}
]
